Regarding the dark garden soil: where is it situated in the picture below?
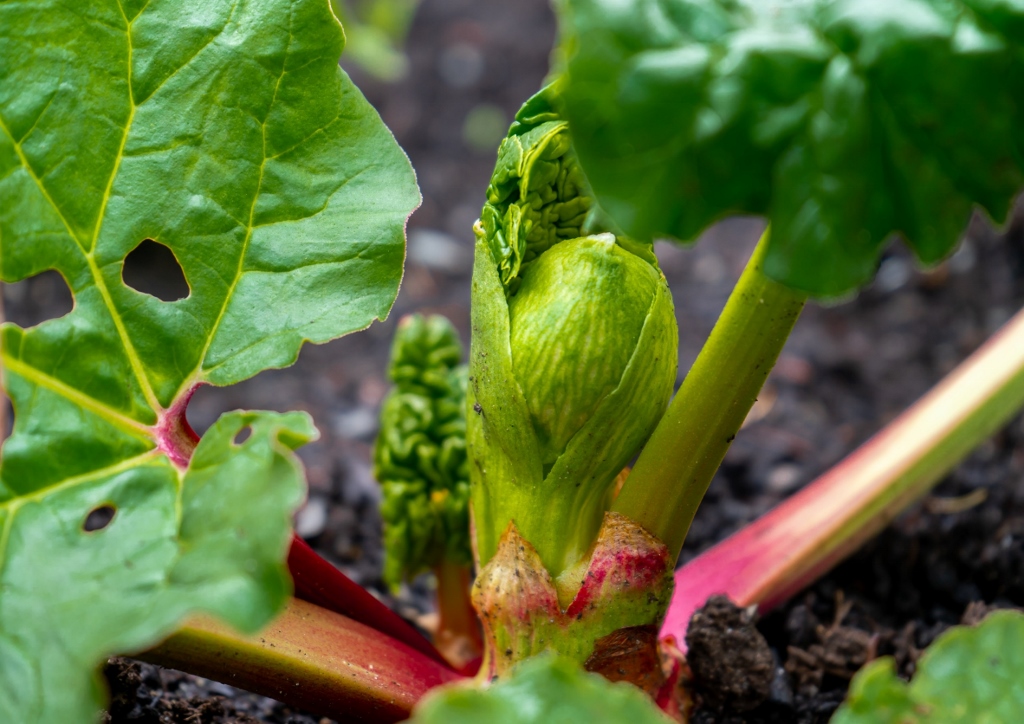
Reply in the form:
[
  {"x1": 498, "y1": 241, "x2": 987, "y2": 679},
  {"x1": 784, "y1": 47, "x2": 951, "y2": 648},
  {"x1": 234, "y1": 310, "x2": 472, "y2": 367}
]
[{"x1": 6, "y1": 1, "x2": 1024, "y2": 722}]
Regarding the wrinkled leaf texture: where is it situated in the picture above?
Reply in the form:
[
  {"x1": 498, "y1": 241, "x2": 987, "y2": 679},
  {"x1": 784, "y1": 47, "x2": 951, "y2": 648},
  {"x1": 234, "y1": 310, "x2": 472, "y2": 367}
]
[
  {"x1": 833, "y1": 610, "x2": 1024, "y2": 723},
  {"x1": 557, "y1": 0, "x2": 1024, "y2": 297},
  {"x1": 374, "y1": 314, "x2": 472, "y2": 588},
  {"x1": 0, "y1": 0, "x2": 418, "y2": 720}
]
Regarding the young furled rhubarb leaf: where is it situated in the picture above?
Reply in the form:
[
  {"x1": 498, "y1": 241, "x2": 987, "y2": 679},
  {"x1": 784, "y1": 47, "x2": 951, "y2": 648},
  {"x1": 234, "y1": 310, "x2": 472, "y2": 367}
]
[
  {"x1": 374, "y1": 314, "x2": 482, "y2": 669},
  {"x1": 477, "y1": 88, "x2": 593, "y2": 295},
  {"x1": 408, "y1": 654, "x2": 672, "y2": 723},
  {"x1": 374, "y1": 314, "x2": 472, "y2": 589},
  {"x1": 0, "y1": 0, "x2": 418, "y2": 720},
  {"x1": 832, "y1": 610, "x2": 1024, "y2": 723},
  {"x1": 556, "y1": 0, "x2": 1024, "y2": 296}
]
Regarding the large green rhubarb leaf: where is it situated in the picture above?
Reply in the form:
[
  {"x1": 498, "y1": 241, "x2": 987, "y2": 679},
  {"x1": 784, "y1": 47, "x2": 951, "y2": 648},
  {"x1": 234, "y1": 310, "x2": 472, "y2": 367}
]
[
  {"x1": 832, "y1": 610, "x2": 1024, "y2": 723},
  {"x1": 556, "y1": 0, "x2": 1024, "y2": 297},
  {"x1": 0, "y1": 0, "x2": 418, "y2": 720}
]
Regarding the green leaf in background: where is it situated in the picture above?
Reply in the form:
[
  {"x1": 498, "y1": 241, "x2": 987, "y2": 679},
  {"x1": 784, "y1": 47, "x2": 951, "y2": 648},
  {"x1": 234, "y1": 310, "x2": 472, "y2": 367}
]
[
  {"x1": 374, "y1": 314, "x2": 472, "y2": 589},
  {"x1": 0, "y1": 0, "x2": 418, "y2": 719},
  {"x1": 556, "y1": 0, "x2": 1024, "y2": 297},
  {"x1": 407, "y1": 654, "x2": 672, "y2": 723},
  {"x1": 832, "y1": 610, "x2": 1024, "y2": 723},
  {"x1": 333, "y1": 0, "x2": 419, "y2": 81}
]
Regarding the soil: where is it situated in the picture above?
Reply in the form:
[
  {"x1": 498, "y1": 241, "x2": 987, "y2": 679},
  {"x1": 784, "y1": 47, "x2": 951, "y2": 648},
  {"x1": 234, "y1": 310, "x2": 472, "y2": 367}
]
[
  {"x1": 5, "y1": 0, "x2": 1024, "y2": 722},
  {"x1": 686, "y1": 596, "x2": 775, "y2": 713}
]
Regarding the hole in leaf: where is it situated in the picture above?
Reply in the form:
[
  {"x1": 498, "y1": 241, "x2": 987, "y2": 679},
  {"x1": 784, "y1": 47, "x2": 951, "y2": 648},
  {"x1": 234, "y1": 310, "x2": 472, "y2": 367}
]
[
  {"x1": 185, "y1": 372, "x2": 294, "y2": 438},
  {"x1": 83, "y1": 504, "x2": 117, "y2": 532},
  {"x1": 2, "y1": 270, "x2": 74, "y2": 328},
  {"x1": 122, "y1": 239, "x2": 190, "y2": 301},
  {"x1": 233, "y1": 426, "x2": 252, "y2": 446}
]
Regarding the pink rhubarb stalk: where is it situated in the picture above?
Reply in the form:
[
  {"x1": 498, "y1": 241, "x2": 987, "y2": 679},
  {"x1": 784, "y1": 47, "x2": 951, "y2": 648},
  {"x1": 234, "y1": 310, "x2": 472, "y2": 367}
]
[
  {"x1": 288, "y1": 534, "x2": 449, "y2": 667},
  {"x1": 141, "y1": 597, "x2": 463, "y2": 723},
  {"x1": 662, "y1": 304, "x2": 1024, "y2": 649}
]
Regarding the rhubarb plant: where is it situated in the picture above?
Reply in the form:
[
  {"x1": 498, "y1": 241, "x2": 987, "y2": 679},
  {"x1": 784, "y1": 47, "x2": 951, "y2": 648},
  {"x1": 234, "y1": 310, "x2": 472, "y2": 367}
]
[
  {"x1": 0, "y1": 0, "x2": 417, "y2": 720},
  {"x1": 448, "y1": 0, "x2": 1024, "y2": 710},
  {"x1": 6, "y1": 0, "x2": 1024, "y2": 722}
]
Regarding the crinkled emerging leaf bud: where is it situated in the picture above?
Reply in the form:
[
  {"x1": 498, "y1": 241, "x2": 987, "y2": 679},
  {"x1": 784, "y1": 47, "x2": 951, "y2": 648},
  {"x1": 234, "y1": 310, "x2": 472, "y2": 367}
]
[
  {"x1": 374, "y1": 315, "x2": 471, "y2": 589},
  {"x1": 479, "y1": 117, "x2": 590, "y2": 294},
  {"x1": 468, "y1": 88, "x2": 679, "y2": 586}
]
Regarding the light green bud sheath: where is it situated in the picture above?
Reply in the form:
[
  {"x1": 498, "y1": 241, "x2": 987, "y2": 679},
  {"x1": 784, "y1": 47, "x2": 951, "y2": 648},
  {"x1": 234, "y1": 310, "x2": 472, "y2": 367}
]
[
  {"x1": 510, "y1": 234, "x2": 660, "y2": 468},
  {"x1": 468, "y1": 86, "x2": 678, "y2": 581}
]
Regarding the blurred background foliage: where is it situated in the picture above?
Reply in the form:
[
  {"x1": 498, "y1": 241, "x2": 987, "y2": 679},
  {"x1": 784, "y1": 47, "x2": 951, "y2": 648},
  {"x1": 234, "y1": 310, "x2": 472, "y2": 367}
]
[{"x1": 333, "y1": 0, "x2": 420, "y2": 81}]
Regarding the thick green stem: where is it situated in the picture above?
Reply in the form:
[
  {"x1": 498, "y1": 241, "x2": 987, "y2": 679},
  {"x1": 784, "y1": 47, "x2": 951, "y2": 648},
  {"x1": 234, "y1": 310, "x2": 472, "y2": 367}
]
[{"x1": 613, "y1": 229, "x2": 807, "y2": 559}]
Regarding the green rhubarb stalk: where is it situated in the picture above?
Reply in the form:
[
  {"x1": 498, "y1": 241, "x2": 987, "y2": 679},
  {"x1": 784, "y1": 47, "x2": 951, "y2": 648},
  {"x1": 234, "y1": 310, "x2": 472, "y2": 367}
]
[
  {"x1": 662, "y1": 301, "x2": 1024, "y2": 646},
  {"x1": 141, "y1": 597, "x2": 462, "y2": 723},
  {"x1": 613, "y1": 229, "x2": 806, "y2": 559}
]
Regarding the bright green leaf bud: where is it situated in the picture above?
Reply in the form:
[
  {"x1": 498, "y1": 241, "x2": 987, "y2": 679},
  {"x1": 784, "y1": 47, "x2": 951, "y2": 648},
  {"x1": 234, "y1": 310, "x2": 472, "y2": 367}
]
[
  {"x1": 509, "y1": 234, "x2": 663, "y2": 467},
  {"x1": 468, "y1": 88, "x2": 679, "y2": 580},
  {"x1": 374, "y1": 315, "x2": 472, "y2": 589}
]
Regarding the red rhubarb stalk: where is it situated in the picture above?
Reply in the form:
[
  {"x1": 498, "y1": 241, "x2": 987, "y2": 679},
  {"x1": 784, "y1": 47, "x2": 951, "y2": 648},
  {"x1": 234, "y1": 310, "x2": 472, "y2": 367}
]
[
  {"x1": 288, "y1": 534, "x2": 449, "y2": 666},
  {"x1": 662, "y1": 304, "x2": 1024, "y2": 648},
  {"x1": 141, "y1": 597, "x2": 464, "y2": 723}
]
